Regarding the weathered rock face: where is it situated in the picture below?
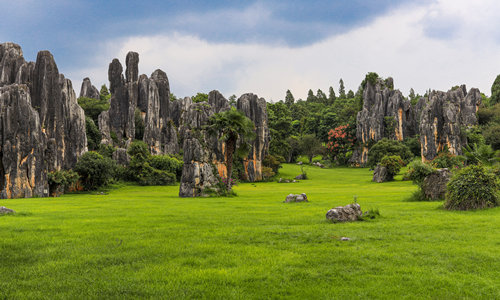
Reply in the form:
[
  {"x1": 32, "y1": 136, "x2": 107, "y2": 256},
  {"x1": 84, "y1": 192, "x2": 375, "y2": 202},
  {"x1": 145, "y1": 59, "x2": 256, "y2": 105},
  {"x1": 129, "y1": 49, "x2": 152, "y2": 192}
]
[
  {"x1": 79, "y1": 77, "x2": 100, "y2": 99},
  {"x1": 421, "y1": 168, "x2": 451, "y2": 200},
  {"x1": 31, "y1": 51, "x2": 87, "y2": 171},
  {"x1": 326, "y1": 203, "x2": 362, "y2": 222},
  {"x1": 284, "y1": 193, "x2": 308, "y2": 203},
  {"x1": 237, "y1": 93, "x2": 270, "y2": 181},
  {"x1": 112, "y1": 148, "x2": 130, "y2": 166},
  {"x1": 0, "y1": 42, "x2": 87, "y2": 198},
  {"x1": 419, "y1": 86, "x2": 480, "y2": 161},
  {"x1": 372, "y1": 165, "x2": 389, "y2": 183},
  {"x1": 0, "y1": 85, "x2": 47, "y2": 198},
  {"x1": 99, "y1": 52, "x2": 179, "y2": 154},
  {"x1": 353, "y1": 78, "x2": 416, "y2": 165}
]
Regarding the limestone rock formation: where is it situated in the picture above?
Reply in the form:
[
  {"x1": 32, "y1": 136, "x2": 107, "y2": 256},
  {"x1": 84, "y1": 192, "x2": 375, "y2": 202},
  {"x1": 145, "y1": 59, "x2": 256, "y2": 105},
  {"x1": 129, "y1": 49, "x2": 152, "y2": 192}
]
[
  {"x1": 421, "y1": 168, "x2": 451, "y2": 200},
  {"x1": 419, "y1": 85, "x2": 480, "y2": 161},
  {"x1": 284, "y1": 193, "x2": 308, "y2": 203},
  {"x1": 0, "y1": 85, "x2": 47, "y2": 198},
  {"x1": 326, "y1": 203, "x2": 362, "y2": 222},
  {"x1": 0, "y1": 206, "x2": 15, "y2": 214},
  {"x1": 237, "y1": 93, "x2": 270, "y2": 181},
  {"x1": 353, "y1": 77, "x2": 416, "y2": 165},
  {"x1": 0, "y1": 42, "x2": 87, "y2": 198},
  {"x1": 112, "y1": 148, "x2": 130, "y2": 166},
  {"x1": 372, "y1": 165, "x2": 389, "y2": 183},
  {"x1": 79, "y1": 77, "x2": 100, "y2": 99},
  {"x1": 99, "y1": 52, "x2": 178, "y2": 154}
]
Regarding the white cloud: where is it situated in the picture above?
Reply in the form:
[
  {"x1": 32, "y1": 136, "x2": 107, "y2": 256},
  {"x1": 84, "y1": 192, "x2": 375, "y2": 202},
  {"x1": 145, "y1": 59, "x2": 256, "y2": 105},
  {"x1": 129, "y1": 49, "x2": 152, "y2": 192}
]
[{"x1": 67, "y1": 0, "x2": 500, "y2": 101}]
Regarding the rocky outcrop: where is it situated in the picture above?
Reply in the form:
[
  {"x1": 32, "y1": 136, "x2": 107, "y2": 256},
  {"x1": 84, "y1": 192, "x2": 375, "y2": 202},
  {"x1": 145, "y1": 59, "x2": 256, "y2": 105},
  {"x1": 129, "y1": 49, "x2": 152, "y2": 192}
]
[
  {"x1": 353, "y1": 76, "x2": 481, "y2": 164},
  {"x1": 0, "y1": 85, "x2": 47, "y2": 198},
  {"x1": 353, "y1": 77, "x2": 416, "y2": 165},
  {"x1": 421, "y1": 168, "x2": 451, "y2": 200},
  {"x1": 98, "y1": 52, "x2": 178, "y2": 154},
  {"x1": 0, "y1": 42, "x2": 87, "y2": 198},
  {"x1": 419, "y1": 86, "x2": 480, "y2": 161},
  {"x1": 326, "y1": 203, "x2": 362, "y2": 222},
  {"x1": 237, "y1": 93, "x2": 270, "y2": 181},
  {"x1": 284, "y1": 193, "x2": 308, "y2": 203},
  {"x1": 79, "y1": 77, "x2": 100, "y2": 99},
  {"x1": 31, "y1": 51, "x2": 87, "y2": 171},
  {"x1": 372, "y1": 165, "x2": 389, "y2": 183},
  {"x1": 0, "y1": 206, "x2": 15, "y2": 214}
]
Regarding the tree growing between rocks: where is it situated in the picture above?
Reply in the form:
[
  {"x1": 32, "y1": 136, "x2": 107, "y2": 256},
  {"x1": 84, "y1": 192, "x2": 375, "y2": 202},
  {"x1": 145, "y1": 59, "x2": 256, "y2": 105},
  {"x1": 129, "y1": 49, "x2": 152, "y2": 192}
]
[{"x1": 208, "y1": 107, "x2": 256, "y2": 191}]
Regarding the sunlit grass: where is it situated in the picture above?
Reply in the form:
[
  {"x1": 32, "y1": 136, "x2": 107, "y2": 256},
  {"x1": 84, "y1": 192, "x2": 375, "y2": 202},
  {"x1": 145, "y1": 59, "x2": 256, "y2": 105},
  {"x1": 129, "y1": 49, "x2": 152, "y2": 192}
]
[{"x1": 0, "y1": 164, "x2": 498, "y2": 299}]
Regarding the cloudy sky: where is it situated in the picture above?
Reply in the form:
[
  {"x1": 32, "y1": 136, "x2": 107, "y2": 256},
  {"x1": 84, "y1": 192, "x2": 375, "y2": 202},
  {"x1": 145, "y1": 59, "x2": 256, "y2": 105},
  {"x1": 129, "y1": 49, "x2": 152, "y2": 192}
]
[{"x1": 1, "y1": 0, "x2": 500, "y2": 101}]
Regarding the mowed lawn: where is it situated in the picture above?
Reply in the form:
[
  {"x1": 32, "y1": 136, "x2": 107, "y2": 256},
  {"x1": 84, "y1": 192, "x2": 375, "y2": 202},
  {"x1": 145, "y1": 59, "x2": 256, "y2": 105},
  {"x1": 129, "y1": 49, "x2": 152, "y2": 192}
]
[{"x1": 1, "y1": 164, "x2": 499, "y2": 299}]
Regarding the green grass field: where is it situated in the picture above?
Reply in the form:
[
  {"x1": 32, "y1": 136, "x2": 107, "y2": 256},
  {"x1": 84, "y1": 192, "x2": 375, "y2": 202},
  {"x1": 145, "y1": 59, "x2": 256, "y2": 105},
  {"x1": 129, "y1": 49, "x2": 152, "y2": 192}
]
[{"x1": 1, "y1": 164, "x2": 499, "y2": 299}]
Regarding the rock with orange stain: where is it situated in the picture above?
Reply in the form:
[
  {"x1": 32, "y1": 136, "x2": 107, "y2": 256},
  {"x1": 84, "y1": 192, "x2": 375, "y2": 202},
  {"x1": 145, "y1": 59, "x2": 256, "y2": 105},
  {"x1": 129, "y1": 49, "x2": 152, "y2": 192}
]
[
  {"x1": 419, "y1": 85, "x2": 480, "y2": 161},
  {"x1": 0, "y1": 84, "x2": 47, "y2": 198}
]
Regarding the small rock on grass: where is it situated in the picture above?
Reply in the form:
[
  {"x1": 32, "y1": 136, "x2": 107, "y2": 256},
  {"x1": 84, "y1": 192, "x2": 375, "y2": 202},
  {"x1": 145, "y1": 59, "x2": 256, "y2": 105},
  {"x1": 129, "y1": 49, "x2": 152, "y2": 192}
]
[{"x1": 0, "y1": 206, "x2": 15, "y2": 214}]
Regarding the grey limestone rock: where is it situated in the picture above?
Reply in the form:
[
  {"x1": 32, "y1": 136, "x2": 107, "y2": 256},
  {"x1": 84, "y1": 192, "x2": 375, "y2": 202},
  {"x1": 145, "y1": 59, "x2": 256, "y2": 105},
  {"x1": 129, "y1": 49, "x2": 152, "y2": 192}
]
[
  {"x1": 326, "y1": 203, "x2": 362, "y2": 222},
  {"x1": 419, "y1": 86, "x2": 480, "y2": 161},
  {"x1": 372, "y1": 165, "x2": 389, "y2": 183},
  {"x1": 79, "y1": 77, "x2": 100, "y2": 99},
  {"x1": 0, "y1": 206, "x2": 15, "y2": 214},
  {"x1": 353, "y1": 77, "x2": 416, "y2": 165},
  {"x1": 237, "y1": 93, "x2": 270, "y2": 182},
  {"x1": 284, "y1": 193, "x2": 308, "y2": 203},
  {"x1": 112, "y1": 148, "x2": 130, "y2": 166},
  {"x1": 0, "y1": 84, "x2": 47, "y2": 198},
  {"x1": 421, "y1": 168, "x2": 451, "y2": 200}
]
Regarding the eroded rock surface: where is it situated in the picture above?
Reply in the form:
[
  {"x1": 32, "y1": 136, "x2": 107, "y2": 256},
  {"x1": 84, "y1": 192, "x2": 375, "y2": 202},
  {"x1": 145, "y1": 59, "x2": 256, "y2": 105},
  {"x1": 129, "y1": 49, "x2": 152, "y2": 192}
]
[
  {"x1": 421, "y1": 168, "x2": 451, "y2": 200},
  {"x1": 79, "y1": 77, "x2": 100, "y2": 99},
  {"x1": 419, "y1": 86, "x2": 480, "y2": 161},
  {"x1": 372, "y1": 165, "x2": 389, "y2": 183},
  {"x1": 284, "y1": 193, "x2": 308, "y2": 203},
  {"x1": 326, "y1": 203, "x2": 362, "y2": 222}
]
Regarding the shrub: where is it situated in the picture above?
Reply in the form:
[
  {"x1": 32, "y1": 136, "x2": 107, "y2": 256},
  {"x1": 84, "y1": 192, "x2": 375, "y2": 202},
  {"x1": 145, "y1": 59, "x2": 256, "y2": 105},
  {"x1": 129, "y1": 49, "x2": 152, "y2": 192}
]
[
  {"x1": 149, "y1": 155, "x2": 183, "y2": 181},
  {"x1": 85, "y1": 117, "x2": 101, "y2": 151},
  {"x1": 379, "y1": 155, "x2": 404, "y2": 179},
  {"x1": 97, "y1": 144, "x2": 115, "y2": 159},
  {"x1": 403, "y1": 137, "x2": 421, "y2": 157},
  {"x1": 77, "y1": 97, "x2": 110, "y2": 123},
  {"x1": 137, "y1": 168, "x2": 175, "y2": 186},
  {"x1": 261, "y1": 167, "x2": 275, "y2": 181},
  {"x1": 444, "y1": 165, "x2": 498, "y2": 210},
  {"x1": 127, "y1": 141, "x2": 176, "y2": 186},
  {"x1": 48, "y1": 170, "x2": 80, "y2": 196},
  {"x1": 431, "y1": 152, "x2": 464, "y2": 169},
  {"x1": 405, "y1": 160, "x2": 435, "y2": 185},
  {"x1": 367, "y1": 138, "x2": 413, "y2": 168},
  {"x1": 483, "y1": 124, "x2": 500, "y2": 150},
  {"x1": 74, "y1": 152, "x2": 116, "y2": 190},
  {"x1": 263, "y1": 155, "x2": 282, "y2": 173}
]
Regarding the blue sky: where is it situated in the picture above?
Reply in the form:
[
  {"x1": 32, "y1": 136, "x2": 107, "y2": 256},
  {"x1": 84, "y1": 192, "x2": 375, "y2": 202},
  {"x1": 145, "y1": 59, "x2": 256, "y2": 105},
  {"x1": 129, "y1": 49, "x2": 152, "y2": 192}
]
[{"x1": 2, "y1": 0, "x2": 500, "y2": 100}]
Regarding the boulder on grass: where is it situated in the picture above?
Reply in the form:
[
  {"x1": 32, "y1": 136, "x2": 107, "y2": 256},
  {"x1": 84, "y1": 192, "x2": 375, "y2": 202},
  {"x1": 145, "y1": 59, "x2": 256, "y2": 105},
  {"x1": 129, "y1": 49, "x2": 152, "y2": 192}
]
[
  {"x1": 295, "y1": 174, "x2": 306, "y2": 180},
  {"x1": 284, "y1": 193, "x2": 308, "y2": 203},
  {"x1": 421, "y1": 168, "x2": 451, "y2": 200},
  {"x1": 0, "y1": 206, "x2": 15, "y2": 214},
  {"x1": 326, "y1": 203, "x2": 362, "y2": 222},
  {"x1": 372, "y1": 165, "x2": 389, "y2": 183}
]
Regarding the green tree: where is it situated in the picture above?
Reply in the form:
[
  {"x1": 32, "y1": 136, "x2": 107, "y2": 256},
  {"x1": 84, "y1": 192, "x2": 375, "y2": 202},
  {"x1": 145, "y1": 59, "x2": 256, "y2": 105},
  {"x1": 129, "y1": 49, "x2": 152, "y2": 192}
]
[
  {"x1": 208, "y1": 107, "x2": 256, "y2": 190},
  {"x1": 339, "y1": 79, "x2": 346, "y2": 99},
  {"x1": 306, "y1": 89, "x2": 317, "y2": 102},
  {"x1": 328, "y1": 86, "x2": 336, "y2": 104},
  {"x1": 367, "y1": 138, "x2": 413, "y2": 168},
  {"x1": 74, "y1": 152, "x2": 116, "y2": 190},
  {"x1": 316, "y1": 89, "x2": 327, "y2": 104},
  {"x1": 491, "y1": 74, "x2": 500, "y2": 105},
  {"x1": 299, "y1": 134, "x2": 323, "y2": 163},
  {"x1": 100, "y1": 85, "x2": 110, "y2": 102},
  {"x1": 192, "y1": 92, "x2": 208, "y2": 103},
  {"x1": 228, "y1": 94, "x2": 237, "y2": 106},
  {"x1": 85, "y1": 116, "x2": 101, "y2": 151},
  {"x1": 346, "y1": 89, "x2": 354, "y2": 99},
  {"x1": 285, "y1": 89, "x2": 295, "y2": 107},
  {"x1": 78, "y1": 97, "x2": 110, "y2": 124}
]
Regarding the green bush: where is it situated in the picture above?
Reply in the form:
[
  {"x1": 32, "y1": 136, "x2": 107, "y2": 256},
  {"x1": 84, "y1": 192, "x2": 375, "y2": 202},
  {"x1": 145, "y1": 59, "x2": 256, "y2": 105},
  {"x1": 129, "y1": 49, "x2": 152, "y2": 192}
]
[
  {"x1": 48, "y1": 170, "x2": 80, "y2": 196},
  {"x1": 403, "y1": 137, "x2": 421, "y2": 157},
  {"x1": 263, "y1": 155, "x2": 282, "y2": 173},
  {"x1": 431, "y1": 152, "x2": 464, "y2": 169},
  {"x1": 405, "y1": 160, "x2": 435, "y2": 185},
  {"x1": 85, "y1": 117, "x2": 101, "y2": 151},
  {"x1": 74, "y1": 152, "x2": 116, "y2": 191},
  {"x1": 98, "y1": 144, "x2": 115, "y2": 159},
  {"x1": 367, "y1": 138, "x2": 413, "y2": 168},
  {"x1": 126, "y1": 141, "x2": 177, "y2": 186},
  {"x1": 379, "y1": 155, "x2": 404, "y2": 179},
  {"x1": 444, "y1": 165, "x2": 498, "y2": 210},
  {"x1": 150, "y1": 155, "x2": 183, "y2": 181},
  {"x1": 483, "y1": 124, "x2": 500, "y2": 150},
  {"x1": 77, "y1": 97, "x2": 110, "y2": 123}
]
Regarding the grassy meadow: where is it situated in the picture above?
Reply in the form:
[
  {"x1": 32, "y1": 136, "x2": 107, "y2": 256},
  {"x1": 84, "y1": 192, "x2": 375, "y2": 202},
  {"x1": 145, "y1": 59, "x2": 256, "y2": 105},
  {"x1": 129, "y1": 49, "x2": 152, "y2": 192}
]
[{"x1": 1, "y1": 164, "x2": 499, "y2": 299}]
